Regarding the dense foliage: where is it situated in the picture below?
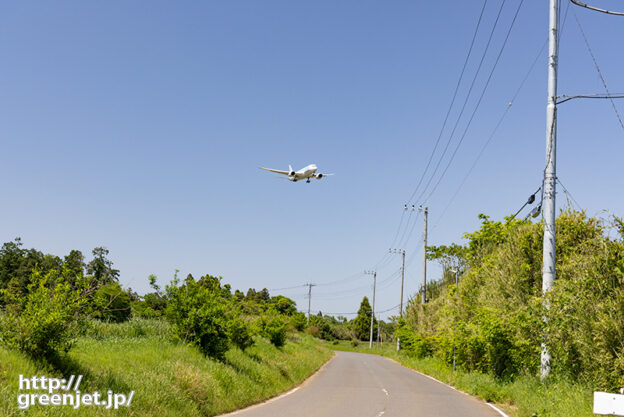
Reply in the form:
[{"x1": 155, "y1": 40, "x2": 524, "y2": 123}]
[
  {"x1": 0, "y1": 239, "x2": 301, "y2": 361},
  {"x1": 0, "y1": 268, "x2": 92, "y2": 358},
  {"x1": 400, "y1": 210, "x2": 624, "y2": 390}
]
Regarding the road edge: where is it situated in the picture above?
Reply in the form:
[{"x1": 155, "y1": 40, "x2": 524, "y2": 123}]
[
  {"x1": 380, "y1": 354, "x2": 511, "y2": 417},
  {"x1": 217, "y1": 351, "x2": 336, "y2": 416}
]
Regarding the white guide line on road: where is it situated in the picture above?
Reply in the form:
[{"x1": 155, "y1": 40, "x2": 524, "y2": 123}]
[
  {"x1": 381, "y1": 357, "x2": 510, "y2": 417},
  {"x1": 224, "y1": 387, "x2": 301, "y2": 416},
  {"x1": 487, "y1": 403, "x2": 510, "y2": 417},
  {"x1": 376, "y1": 388, "x2": 389, "y2": 417}
]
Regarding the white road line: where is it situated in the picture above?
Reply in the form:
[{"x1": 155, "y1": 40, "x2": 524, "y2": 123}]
[
  {"x1": 224, "y1": 387, "x2": 300, "y2": 416},
  {"x1": 376, "y1": 387, "x2": 389, "y2": 417},
  {"x1": 487, "y1": 403, "x2": 511, "y2": 417}
]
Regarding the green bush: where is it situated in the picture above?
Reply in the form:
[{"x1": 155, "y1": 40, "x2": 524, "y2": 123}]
[
  {"x1": 307, "y1": 314, "x2": 334, "y2": 340},
  {"x1": 0, "y1": 268, "x2": 89, "y2": 358},
  {"x1": 166, "y1": 275, "x2": 231, "y2": 360},
  {"x1": 93, "y1": 282, "x2": 131, "y2": 323},
  {"x1": 291, "y1": 312, "x2": 307, "y2": 331},
  {"x1": 228, "y1": 317, "x2": 254, "y2": 350},
  {"x1": 262, "y1": 316, "x2": 287, "y2": 347}
]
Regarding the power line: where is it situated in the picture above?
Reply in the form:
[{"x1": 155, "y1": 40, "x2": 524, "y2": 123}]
[
  {"x1": 557, "y1": 178, "x2": 582, "y2": 210},
  {"x1": 434, "y1": 36, "x2": 547, "y2": 227},
  {"x1": 411, "y1": 0, "x2": 510, "y2": 206},
  {"x1": 423, "y1": 0, "x2": 526, "y2": 204},
  {"x1": 557, "y1": 93, "x2": 624, "y2": 104},
  {"x1": 512, "y1": 186, "x2": 542, "y2": 218},
  {"x1": 406, "y1": 0, "x2": 490, "y2": 205},
  {"x1": 573, "y1": 10, "x2": 624, "y2": 132},
  {"x1": 569, "y1": 0, "x2": 624, "y2": 16},
  {"x1": 268, "y1": 284, "x2": 307, "y2": 292}
]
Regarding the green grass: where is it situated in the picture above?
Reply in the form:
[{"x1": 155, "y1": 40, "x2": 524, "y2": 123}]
[
  {"x1": 326, "y1": 340, "x2": 594, "y2": 417},
  {"x1": 0, "y1": 318, "x2": 332, "y2": 417}
]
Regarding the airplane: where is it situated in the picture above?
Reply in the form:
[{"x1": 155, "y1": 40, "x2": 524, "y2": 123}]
[{"x1": 259, "y1": 164, "x2": 333, "y2": 183}]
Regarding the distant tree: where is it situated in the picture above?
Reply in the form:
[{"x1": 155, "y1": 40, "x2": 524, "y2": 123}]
[
  {"x1": 86, "y1": 247, "x2": 119, "y2": 286},
  {"x1": 255, "y1": 288, "x2": 271, "y2": 304},
  {"x1": 63, "y1": 250, "x2": 85, "y2": 280},
  {"x1": 352, "y1": 296, "x2": 376, "y2": 341},
  {"x1": 148, "y1": 274, "x2": 161, "y2": 295},
  {"x1": 272, "y1": 295, "x2": 297, "y2": 316},
  {"x1": 0, "y1": 238, "x2": 62, "y2": 303},
  {"x1": 234, "y1": 289, "x2": 245, "y2": 302}
]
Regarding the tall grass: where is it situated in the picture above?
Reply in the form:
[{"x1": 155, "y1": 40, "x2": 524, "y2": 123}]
[
  {"x1": 328, "y1": 340, "x2": 594, "y2": 417},
  {"x1": 0, "y1": 319, "x2": 332, "y2": 417}
]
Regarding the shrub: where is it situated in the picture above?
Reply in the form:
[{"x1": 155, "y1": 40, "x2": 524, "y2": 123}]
[
  {"x1": 166, "y1": 275, "x2": 231, "y2": 360},
  {"x1": 228, "y1": 317, "x2": 254, "y2": 350},
  {"x1": 0, "y1": 268, "x2": 89, "y2": 359},
  {"x1": 93, "y1": 282, "x2": 131, "y2": 323},
  {"x1": 262, "y1": 316, "x2": 287, "y2": 347},
  {"x1": 305, "y1": 326, "x2": 321, "y2": 338},
  {"x1": 308, "y1": 314, "x2": 334, "y2": 340},
  {"x1": 291, "y1": 312, "x2": 307, "y2": 331}
]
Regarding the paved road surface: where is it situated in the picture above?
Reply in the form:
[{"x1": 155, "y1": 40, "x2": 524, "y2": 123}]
[{"x1": 222, "y1": 351, "x2": 502, "y2": 417}]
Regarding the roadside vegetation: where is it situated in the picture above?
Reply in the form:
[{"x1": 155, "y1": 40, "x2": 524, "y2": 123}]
[
  {"x1": 315, "y1": 209, "x2": 623, "y2": 417},
  {"x1": 0, "y1": 319, "x2": 331, "y2": 417},
  {"x1": 0, "y1": 240, "x2": 331, "y2": 416},
  {"x1": 1, "y1": 208, "x2": 622, "y2": 417}
]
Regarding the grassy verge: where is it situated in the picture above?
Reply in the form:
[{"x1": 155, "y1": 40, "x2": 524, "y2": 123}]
[
  {"x1": 326, "y1": 340, "x2": 594, "y2": 417},
  {"x1": 0, "y1": 318, "x2": 332, "y2": 417}
]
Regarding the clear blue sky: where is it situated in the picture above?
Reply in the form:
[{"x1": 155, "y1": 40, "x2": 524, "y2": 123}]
[{"x1": 1, "y1": 1, "x2": 623, "y2": 319}]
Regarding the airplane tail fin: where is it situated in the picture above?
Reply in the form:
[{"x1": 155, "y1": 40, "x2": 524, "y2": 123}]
[{"x1": 289, "y1": 164, "x2": 293, "y2": 173}]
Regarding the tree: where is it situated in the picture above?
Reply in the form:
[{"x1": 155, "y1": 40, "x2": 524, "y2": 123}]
[
  {"x1": 64, "y1": 250, "x2": 85, "y2": 281},
  {"x1": 272, "y1": 295, "x2": 297, "y2": 316},
  {"x1": 352, "y1": 296, "x2": 376, "y2": 341},
  {"x1": 86, "y1": 247, "x2": 119, "y2": 287}
]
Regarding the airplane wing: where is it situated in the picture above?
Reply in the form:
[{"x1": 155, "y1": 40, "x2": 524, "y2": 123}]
[{"x1": 259, "y1": 166, "x2": 290, "y2": 175}]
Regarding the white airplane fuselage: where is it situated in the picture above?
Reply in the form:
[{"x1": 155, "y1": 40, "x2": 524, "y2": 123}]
[{"x1": 291, "y1": 164, "x2": 318, "y2": 181}]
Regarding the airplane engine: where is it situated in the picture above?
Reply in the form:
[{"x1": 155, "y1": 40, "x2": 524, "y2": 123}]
[
  {"x1": 316, "y1": 173, "x2": 323, "y2": 179},
  {"x1": 289, "y1": 171, "x2": 295, "y2": 177}
]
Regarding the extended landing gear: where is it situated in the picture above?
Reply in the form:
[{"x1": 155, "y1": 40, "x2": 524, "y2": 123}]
[{"x1": 306, "y1": 179, "x2": 311, "y2": 183}]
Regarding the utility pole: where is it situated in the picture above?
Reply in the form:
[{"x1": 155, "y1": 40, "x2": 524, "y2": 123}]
[
  {"x1": 364, "y1": 270, "x2": 376, "y2": 349},
  {"x1": 450, "y1": 268, "x2": 459, "y2": 372},
  {"x1": 389, "y1": 249, "x2": 406, "y2": 316},
  {"x1": 419, "y1": 206, "x2": 429, "y2": 303},
  {"x1": 541, "y1": 0, "x2": 559, "y2": 380},
  {"x1": 306, "y1": 283, "x2": 316, "y2": 323}
]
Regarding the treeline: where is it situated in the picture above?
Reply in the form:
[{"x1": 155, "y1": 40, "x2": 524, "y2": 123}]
[
  {"x1": 397, "y1": 210, "x2": 624, "y2": 390},
  {"x1": 305, "y1": 296, "x2": 395, "y2": 345},
  {"x1": 0, "y1": 239, "x2": 303, "y2": 361}
]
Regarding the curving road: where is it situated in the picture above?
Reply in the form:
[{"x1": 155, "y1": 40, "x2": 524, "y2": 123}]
[{"x1": 221, "y1": 351, "x2": 503, "y2": 417}]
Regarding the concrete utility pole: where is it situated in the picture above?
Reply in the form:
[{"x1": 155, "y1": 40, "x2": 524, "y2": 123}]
[
  {"x1": 541, "y1": 0, "x2": 559, "y2": 380},
  {"x1": 450, "y1": 269, "x2": 459, "y2": 372},
  {"x1": 306, "y1": 283, "x2": 316, "y2": 322},
  {"x1": 419, "y1": 206, "x2": 429, "y2": 303},
  {"x1": 364, "y1": 270, "x2": 376, "y2": 349},
  {"x1": 389, "y1": 249, "x2": 406, "y2": 316},
  {"x1": 390, "y1": 247, "x2": 406, "y2": 352}
]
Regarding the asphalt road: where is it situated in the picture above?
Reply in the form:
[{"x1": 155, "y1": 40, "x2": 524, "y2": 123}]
[{"x1": 221, "y1": 351, "x2": 503, "y2": 417}]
